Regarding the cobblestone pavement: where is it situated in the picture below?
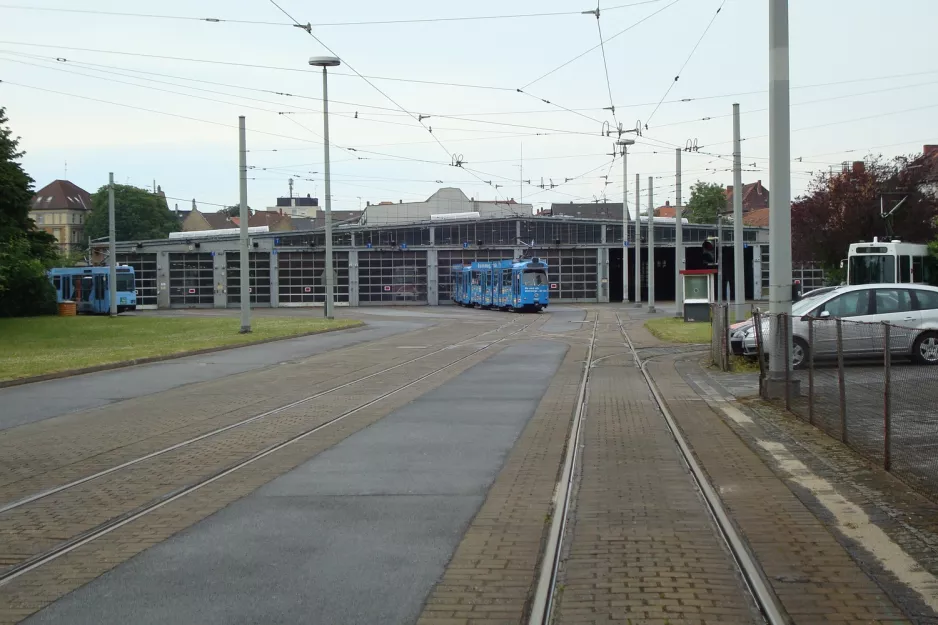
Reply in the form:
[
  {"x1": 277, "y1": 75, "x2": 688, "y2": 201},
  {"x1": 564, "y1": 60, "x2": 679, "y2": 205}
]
[
  {"x1": 0, "y1": 313, "x2": 544, "y2": 624},
  {"x1": 550, "y1": 312, "x2": 760, "y2": 625},
  {"x1": 684, "y1": 357, "x2": 938, "y2": 624}
]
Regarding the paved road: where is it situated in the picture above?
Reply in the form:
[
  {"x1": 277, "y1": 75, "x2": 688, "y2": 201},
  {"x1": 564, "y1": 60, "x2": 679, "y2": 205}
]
[
  {"x1": 0, "y1": 319, "x2": 426, "y2": 431},
  {"x1": 24, "y1": 340, "x2": 567, "y2": 625}
]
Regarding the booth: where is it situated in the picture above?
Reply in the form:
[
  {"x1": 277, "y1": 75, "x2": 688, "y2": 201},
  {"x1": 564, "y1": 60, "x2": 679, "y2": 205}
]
[{"x1": 680, "y1": 269, "x2": 717, "y2": 322}]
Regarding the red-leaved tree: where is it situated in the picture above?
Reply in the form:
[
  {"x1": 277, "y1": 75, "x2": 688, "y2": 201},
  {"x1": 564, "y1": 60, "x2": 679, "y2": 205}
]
[{"x1": 791, "y1": 153, "x2": 938, "y2": 268}]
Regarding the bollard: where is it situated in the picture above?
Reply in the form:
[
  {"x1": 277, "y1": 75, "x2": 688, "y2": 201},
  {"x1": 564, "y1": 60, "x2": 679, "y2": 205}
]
[
  {"x1": 883, "y1": 323, "x2": 892, "y2": 471},
  {"x1": 808, "y1": 318, "x2": 814, "y2": 426},
  {"x1": 837, "y1": 319, "x2": 847, "y2": 444}
]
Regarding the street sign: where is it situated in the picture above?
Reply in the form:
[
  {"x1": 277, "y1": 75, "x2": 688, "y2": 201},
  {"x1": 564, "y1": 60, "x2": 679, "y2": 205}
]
[
  {"x1": 462, "y1": 242, "x2": 469, "y2": 249},
  {"x1": 400, "y1": 243, "x2": 408, "y2": 250}
]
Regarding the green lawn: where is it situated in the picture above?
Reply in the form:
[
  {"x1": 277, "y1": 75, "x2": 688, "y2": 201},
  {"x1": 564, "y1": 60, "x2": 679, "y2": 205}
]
[
  {"x1": 0, "y1": 315, "x2": 362, "y2": 382},
  {"x1": 645, "y1": 317, "x2": 713, "y2": 344}
]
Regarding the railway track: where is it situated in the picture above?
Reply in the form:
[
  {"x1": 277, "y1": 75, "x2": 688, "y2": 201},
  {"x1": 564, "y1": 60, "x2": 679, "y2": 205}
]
[
  {"x1": 526, "y1": 311, "x2": 787, "y2": 625},
  {"x1": 0, "y1": 316, "x2": 540, "y2": 588}
]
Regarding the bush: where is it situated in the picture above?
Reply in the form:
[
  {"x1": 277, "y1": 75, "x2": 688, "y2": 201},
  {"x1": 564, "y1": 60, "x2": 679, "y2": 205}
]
[{"x1": 0, "y1": 235, "x2": 58, "y2": 317}]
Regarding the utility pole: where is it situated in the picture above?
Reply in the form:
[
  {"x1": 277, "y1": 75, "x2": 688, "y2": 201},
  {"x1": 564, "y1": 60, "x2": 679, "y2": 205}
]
[
  {"x1": 618, "y1": 138, "x2": 635, "y2": 303},
  {"x1": 108, "y1": 172, "x2": 117, "y2": 316},
  {"x1": 647, "y1": 176, "x2": 656, "y2": 313},
  {"x1": 733, "y1": 102, "x2": 745, "y2": 322},
  {"x1": 675, "y1": 148, "x2": 683, "y2": 317},
  {"x1": 238, "y1": 116, "x2": 251, "y2": 334},
  {"x1": 634, "y1": 173, "x2": 642, "y2": 307},
  {"x1": 768, "y1": 0, "x2": 793, "y2": 395},
  {"x1": 717, "y1": 214, "x2": 723, "y2": 303}
]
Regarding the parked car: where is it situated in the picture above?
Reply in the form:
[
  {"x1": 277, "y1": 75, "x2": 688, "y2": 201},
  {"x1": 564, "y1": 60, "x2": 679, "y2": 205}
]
[
  {"x1": 740, "y1": 284, "x2": 938, "y2": 368},
  {"x1": 729, "y1": 286, "x2": 837, "y2": 356}
]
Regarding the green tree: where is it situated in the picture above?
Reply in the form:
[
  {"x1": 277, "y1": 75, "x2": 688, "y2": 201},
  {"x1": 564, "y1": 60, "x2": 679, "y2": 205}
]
[
  {"x1": 85, "y1": 184, "x2": 179, "y2": 241},
  {"x1": 0, "y1": 107, "x2": 58, "y2": 317},
  {"x1": 685, "y1": 181, "x2": 725, "y2": 224},
  {"x1": 220, "y1": 205, "x2": 252, "y2": 218}
]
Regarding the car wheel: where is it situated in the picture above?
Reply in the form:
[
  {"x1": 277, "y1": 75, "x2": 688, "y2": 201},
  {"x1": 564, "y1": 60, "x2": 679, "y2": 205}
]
[
  {"x1": 913, "y1": 331, "x2": 938, "y2": 365},
  {"x1": 792, "y1": 337, "x2": 809, "y2": 370}
]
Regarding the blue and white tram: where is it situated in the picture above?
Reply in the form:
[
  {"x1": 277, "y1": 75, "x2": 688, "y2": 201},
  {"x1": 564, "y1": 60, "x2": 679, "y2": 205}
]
[{"x1": 451, "y1": 258, "x2": 549, "y2": 312}]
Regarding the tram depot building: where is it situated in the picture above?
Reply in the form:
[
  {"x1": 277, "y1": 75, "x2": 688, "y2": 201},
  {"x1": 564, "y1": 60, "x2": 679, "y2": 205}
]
[{"x1": 99, "y1": 198, "x2": 771, "y2": 310}]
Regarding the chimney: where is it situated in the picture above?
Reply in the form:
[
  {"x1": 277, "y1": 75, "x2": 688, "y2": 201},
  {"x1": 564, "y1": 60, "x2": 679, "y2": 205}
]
[
  {"x1": 756, "y1": 180, "x2": 763, "y2": 194},
  {"x1": 726, "y1": 185, "x2": 733, "y2": 193},
  {"x1": 665, "y1": 200, "x2": 670, "y2": 207},
  {"x1": 852, "y1": 161, "x2": 865, "y2": 174}
]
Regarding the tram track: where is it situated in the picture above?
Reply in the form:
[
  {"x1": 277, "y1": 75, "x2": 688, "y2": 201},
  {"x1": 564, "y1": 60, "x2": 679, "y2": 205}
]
[
  {"x1": 0, "y1": 317, "x2": 526, "y2": 516},
  {"x1": 0, "y1": 316, "x2": 540, "y2": 588},
  {"x1": 526, "y1": 311, "x2": 786, "y2": 625}
]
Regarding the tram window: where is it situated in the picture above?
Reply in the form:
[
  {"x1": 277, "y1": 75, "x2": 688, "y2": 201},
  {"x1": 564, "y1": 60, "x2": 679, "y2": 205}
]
[
  {"x1": 899, "y1": 256, "x2": 911, "y2": 283},
  {"x1": 94, "y1": 275, "x2": 105, "y2": 299},
  {"x1": 523, "y1": 270, "x2": 547, "y2": 286},
  {"x1": 52, "y1": 276, "x2": 61, "y2": 292},
  {"x1": 502, "y1": 271, "x2": 511, "y2": 287}
]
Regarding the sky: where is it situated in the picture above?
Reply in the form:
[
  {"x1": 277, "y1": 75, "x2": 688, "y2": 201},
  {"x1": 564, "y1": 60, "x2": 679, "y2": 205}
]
[{"x1": 1, "y1": 0, "x2": 937, "y2": 219}]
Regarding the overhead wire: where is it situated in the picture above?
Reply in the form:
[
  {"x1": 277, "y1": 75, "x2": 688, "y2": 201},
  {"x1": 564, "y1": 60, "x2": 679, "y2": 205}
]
[
  {"x1": 521, "y1": 0, "x2": 680, "y2": 90},
  {"x1": 0, "y1": 1, "x2": 668, "y2": 28},
  {"x1": 644, "y1": 0, "x2": 726, "y2": 128}
]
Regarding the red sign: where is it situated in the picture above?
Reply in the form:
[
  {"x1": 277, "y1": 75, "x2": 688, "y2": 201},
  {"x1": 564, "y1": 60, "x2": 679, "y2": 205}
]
[
  {"x1": 188, "y1": 288, "x2": 196, "y2": 294},
  {"x1": 549, "y1": 283, "x2": 558, "y2": 290},
  {"x1": 384, "y1": 285, "x2": 391, "y2": 291},
  {"x1": 304, "y1": 286, "x2": 311, "y2": 293}
]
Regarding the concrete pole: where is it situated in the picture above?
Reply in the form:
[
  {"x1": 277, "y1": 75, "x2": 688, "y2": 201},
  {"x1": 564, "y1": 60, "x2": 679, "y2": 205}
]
[
  {"x1": 238, "y1": 116, "x2": 251, "y2": 334},
  {"x1": 634, "y1": 173, "x2": 642, "y2": 307},
  {"x1": 768, "y1": 0, "x2": 793, "y2": 384},
  {"x1": 717, "y1": 215, "x2": 723, "y2": 303},
  {"x1": 733, "y1": 103, "x2": 746, "y2": 322},
  {"x1": 322, "y1": 66, "x2": 336, "y2": 320},
  {"x1": 674, "y1": 148, "x2": 683, "y2": 317},
  {"x1": 621, "y1": 142, "x2": 630, "y2": 303},
  {"x1": 108, "y1": 172, "x2": 117, "y2": 316},
  {"x1": 647, "y1": 176, "x2": 656, "y2": 313}
]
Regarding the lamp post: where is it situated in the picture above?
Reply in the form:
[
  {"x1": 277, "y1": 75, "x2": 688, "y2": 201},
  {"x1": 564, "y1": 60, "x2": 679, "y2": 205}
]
[
  {"x1": 617, "y1": 138, "x2": 635, "y2": 303},
  {"x1": 310, "y1": 55, "x2": 341, "y2": 319}
]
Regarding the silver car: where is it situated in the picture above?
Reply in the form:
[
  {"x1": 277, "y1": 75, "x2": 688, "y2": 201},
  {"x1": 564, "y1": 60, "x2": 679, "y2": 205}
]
[
  {"x1": 742, "y1": 284, "x2": 938, "y2": 368},
  {"x1": 731, "y1": 287, "x2": 837, "y2": 356}
]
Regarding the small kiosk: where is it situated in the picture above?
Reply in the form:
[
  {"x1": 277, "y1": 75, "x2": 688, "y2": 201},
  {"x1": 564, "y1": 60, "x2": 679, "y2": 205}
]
[{"x1": 680, "y1": 269, "x2": 717, "y2": 322}]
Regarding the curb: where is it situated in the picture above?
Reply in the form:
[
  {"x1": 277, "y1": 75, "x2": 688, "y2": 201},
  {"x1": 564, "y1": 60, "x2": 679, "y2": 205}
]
[{"x1": 0, "y1": 321, "x2": 366, "y2": 390}]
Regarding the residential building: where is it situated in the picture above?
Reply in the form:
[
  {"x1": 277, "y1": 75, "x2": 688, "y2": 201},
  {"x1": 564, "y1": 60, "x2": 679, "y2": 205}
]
[
  {"x1": 29, "y1": 180, "x2": 92, "y2": 254},
  {"x1": 725, "y1": 180, "x2": 769, "y2": 213},
  {"x1": 654, "y1": 201, "x2": 683, "y2": 219},
  {"x1": 266, "y1": 195, "x2": 319, "y2": 218},
  {"x1": 181, "y1": 205, "x2": 235, "y2": 232}
]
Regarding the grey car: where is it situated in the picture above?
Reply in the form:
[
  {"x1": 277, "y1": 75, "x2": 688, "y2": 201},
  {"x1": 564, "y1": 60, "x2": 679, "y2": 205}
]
[{"x1": 741, "y1": 284, "x2": 938, "y2": 368}]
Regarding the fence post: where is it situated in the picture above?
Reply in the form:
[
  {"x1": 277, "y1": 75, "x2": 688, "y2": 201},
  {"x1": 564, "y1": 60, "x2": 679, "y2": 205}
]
[
  {"x1": 883, "y1": 323, "x2": 891, "y2": 471},
  {"x1": 837, "y1": 319, "x2": 847, "y2": 444},
  {"x1": 808, "y1": 317, "x2": 814, "y2": 426},
  {"x1": 723, "y1": 304, "x2": 730, "y2": 371},
  {"x1": 783, "y1": 313, "x2": 791, "y2": 410}
]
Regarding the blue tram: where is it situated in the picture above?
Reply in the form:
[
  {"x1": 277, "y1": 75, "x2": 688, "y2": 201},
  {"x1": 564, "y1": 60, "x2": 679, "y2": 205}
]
[
  {"x1": 452, "y1": 258, "x2": 549, "y2": 312},
  {"x1": 48, "y1": 266, "x2": 137, "y2": 314}
]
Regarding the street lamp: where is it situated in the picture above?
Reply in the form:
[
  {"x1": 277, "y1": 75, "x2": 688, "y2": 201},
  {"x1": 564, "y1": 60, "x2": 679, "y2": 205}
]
[
  {"x1": 310, "y1": 55, "x2": 341, "y2": 319},
  {"x1": 617, "y1": 138, "x2": 635, "y2": 303}
]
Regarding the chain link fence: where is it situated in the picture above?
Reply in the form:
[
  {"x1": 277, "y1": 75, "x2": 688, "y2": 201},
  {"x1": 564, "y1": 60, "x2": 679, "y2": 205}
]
[{"x1": 753, "y1": 311, "x2": 938, "y2": 497}]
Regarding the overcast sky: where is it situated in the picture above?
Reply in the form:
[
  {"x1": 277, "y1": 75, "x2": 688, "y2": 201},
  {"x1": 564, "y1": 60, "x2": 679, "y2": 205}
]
[{"x1": 2, "y1": 0, "x2": 937, "y2": 217}]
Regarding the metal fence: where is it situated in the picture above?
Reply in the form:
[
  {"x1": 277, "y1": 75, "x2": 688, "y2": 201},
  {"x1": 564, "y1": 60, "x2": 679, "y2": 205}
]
[
  {"x1": 754, "y1": 311, "x2": 938, "y2": 497},
  {"x1": 710, "y1": 303, "x2": 730, "y2": 371}
]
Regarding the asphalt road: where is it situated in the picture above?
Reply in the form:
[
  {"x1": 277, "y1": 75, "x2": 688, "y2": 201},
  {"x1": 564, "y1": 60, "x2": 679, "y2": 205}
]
[
  {"x1": 0, "y1": 319, "x2": 426, "y2": 431},
  {"x1": 24, "y1": 339, "x2": 567, "y2": 625}
]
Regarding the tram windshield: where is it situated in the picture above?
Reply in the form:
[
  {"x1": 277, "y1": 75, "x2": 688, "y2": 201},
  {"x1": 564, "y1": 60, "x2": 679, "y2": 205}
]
[{"x1": 522, "y1": 270, "x2": 547, "y2": 286}]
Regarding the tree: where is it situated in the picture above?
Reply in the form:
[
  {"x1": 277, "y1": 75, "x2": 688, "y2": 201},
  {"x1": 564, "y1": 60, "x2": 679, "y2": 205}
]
[
  {"x1": 85, "y1": 184, "x2": 180, "y2": 241},
  {"x1": 220, "y1": 205, "x2": 252, "y2": 218},
  {"x1": 791, "y1": 154, "x2": 938, "y2": 268},
  {"x1": 685, "y1": 181, "x2": 725, "y2": 224},
  {"x1": 0, "y1": 107, "x2": 58, "y2": 317}
]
